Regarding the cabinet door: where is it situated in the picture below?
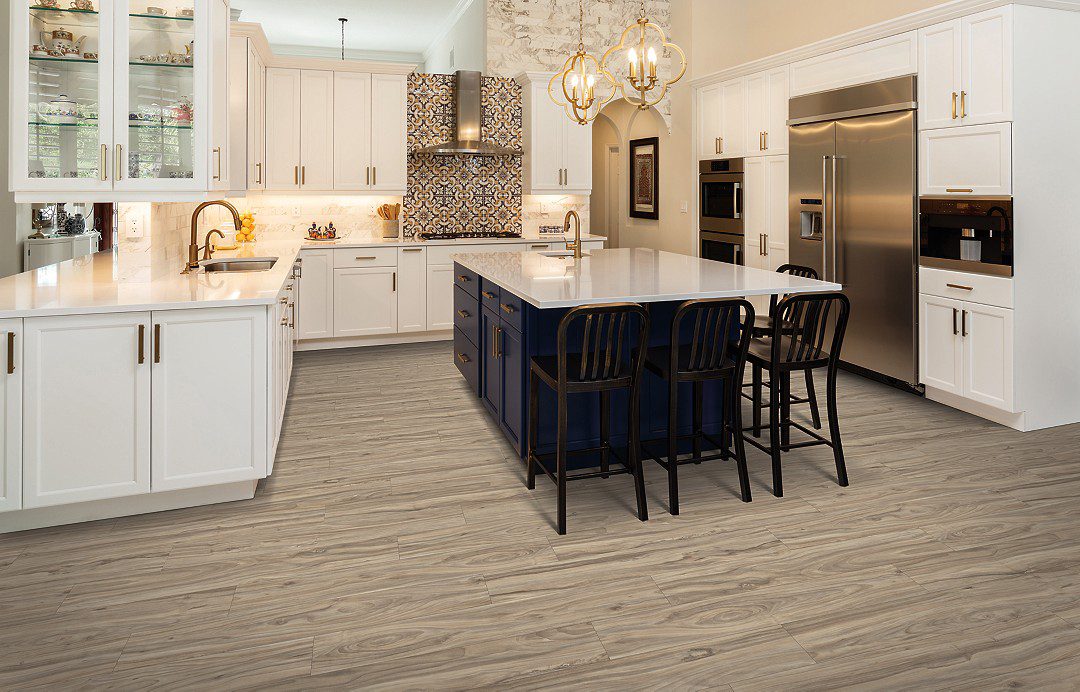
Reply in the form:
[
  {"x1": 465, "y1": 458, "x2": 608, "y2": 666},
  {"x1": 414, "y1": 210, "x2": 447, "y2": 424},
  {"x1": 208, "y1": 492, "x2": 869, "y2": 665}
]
[
  {"x1": 530, "y1": 88, "x2": 564, "y2": 191},
  {"x1": 297, "y1": 249, "x2": 334, "y2": 339},
  {"x1": 918, "y1": 294, "x2": 963, "y2": 395},
  {"x1": 426, "y1": 264, "x2": 456, "y2": 331},
  {"x1": 247, "y1": 44, "x2": 265, "y2": 190},
  {"x1": 743, "y1": 156, "x2": 766, "y2": 269},
  {"x1": 397, "y1": 248, "x2": 427, "y2": 333},
  {"x1": 370, "y1": 73, "x2": 408, "y2": 191},
  {"x1": 919, "y1": 123, "x2": 1011, "y2": 196},
  {"x1": 697, "y1": 84, "x2": 722, "y2": 158},
  {"x1": 481, "y1": 309, "x2": 501, "y2": 417},
  {"x1": 300, "y1": 70, "x2": 334, "y2": 190},
  {"x1": 719, "y1": 78, "x2": 747, "y2": 158},
  {"x1": 152, "y1": 307, "x2": 268, "y2": 491},
  {"x1": 333, "y1": 267, "x2": 397, "y2": 337},
  {"x1": 208, "y1": 0, "x2": 231, "y2": 190},
  {"x1": 333, "y1": 72, "x2": 372, "y2": 190},
  {"x1": 499, "y1": 323, "x2": 524, "y2": 454},
  {"x1": 562, "y1": 119, "x2": 592, "y2": 192},
  {"x1": 764, "y1": 67, "x2": 789, "y2": 154},
  {"x1": 23, "y1": 312, "x2": 151, "y2": 508},
  {"x1": 0, "y1": 320, "x2": 21, "y2": 513},
  {"x1": 961, "y1": 6, "x2": 1012, "y2": 126},
  {"x1": 963, "y1": 302, "x2": 1014, "y2": 411},
  {"x1": 918, "y1": 20, "x2": 962, "y2": 130},
  {"x1": 764, "y1": 155, "x2": 789, "y2": 262},
  {"x1": 265, "y1": 68, "x2": 301, "y2": 190},
  {"x1": 746, "y1": 72, "x2": 767, "y2": 154}
]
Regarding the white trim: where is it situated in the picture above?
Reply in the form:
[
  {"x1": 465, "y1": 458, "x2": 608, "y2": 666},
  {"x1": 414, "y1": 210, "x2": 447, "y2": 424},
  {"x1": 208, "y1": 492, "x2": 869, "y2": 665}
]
[
  {"x1": 689, "y1": 0, "x2": 1080, "y2": 88},
  {"x1": 296, "y1": 331, "x2": 453, "y2": 352},
  {"x1": 229, "y1": 22, "x2": 416, "y2": 75},
  {"x1": 273, "y1": 44, "x2": 423, "y2": 66},
  {"x1": 925, "y1": 385, "x2": 1027, "y2": 431}
]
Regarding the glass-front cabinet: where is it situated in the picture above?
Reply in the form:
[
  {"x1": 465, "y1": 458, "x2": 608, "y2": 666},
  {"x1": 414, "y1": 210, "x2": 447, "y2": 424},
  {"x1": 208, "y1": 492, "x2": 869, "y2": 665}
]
[{"x1": 12, "y1": 0, "x2": 230, "y2": 201}]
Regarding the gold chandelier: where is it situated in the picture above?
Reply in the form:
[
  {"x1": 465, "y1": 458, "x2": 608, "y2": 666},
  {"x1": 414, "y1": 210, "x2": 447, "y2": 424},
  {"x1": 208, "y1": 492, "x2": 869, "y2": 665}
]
[
  {"x1": 549, "y1": 0, "x2": 615, "y2": 125},
  {"x1": 601, "y1": 0, "x2": 687, "y2": 110}
]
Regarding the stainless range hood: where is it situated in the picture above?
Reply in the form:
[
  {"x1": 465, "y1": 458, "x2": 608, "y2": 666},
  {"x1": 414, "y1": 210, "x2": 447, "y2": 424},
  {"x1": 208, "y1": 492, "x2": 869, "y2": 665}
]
[{"x1": 415, "y1": 70, "x2": 522, "y2": 157}]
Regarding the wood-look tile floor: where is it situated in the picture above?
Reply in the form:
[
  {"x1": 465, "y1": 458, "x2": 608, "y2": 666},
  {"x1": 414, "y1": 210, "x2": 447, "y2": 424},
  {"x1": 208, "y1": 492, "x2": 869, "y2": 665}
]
[{"x1": 5, "y1": 341, "x2": 1080, "y2": 689}]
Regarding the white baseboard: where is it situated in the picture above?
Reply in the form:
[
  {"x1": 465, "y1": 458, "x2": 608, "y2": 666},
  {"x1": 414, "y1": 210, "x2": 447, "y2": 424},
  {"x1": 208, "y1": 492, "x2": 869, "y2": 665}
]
[
  {"x1": 0, "y1": 481, "x2": 258, "y2": 534},
  {"x1": 296, "y1": 331, "x2": 453, "y2": 351},
  {"x1": 924, "y1": 386, "x2": 1028, "y2": 431}
]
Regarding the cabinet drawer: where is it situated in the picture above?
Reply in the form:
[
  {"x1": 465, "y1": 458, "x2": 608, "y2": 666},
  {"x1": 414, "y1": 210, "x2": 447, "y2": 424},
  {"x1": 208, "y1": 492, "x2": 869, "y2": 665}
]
[
  {"x1": 919, "y1": 123, "x2": 1012, "y2": 196},
  {"x1": 454, "y1": 328, "x2": 480, "y2": 396},
  {"x1": 454, "y1": 285, "x2": 480, "y2": 346},
  {"x1": 334, "y1": 247, "x2": 398, "y2": 268},
  {"x1": 480, "y1": 280, "x2": 501, "y2": 313},
  {"x1": 453, "y1": 263, "x2": 479, "y2": 298},
  {"x1": 496, "y1": 291, "x2": 524, "y2": 333},
  {"x1": 920, "y1": 266, "x2": 1012, "y2": 308}
]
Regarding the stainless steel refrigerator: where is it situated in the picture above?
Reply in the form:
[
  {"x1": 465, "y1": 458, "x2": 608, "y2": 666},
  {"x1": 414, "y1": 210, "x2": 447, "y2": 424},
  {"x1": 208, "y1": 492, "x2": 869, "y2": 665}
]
[{"x1": 788, "y1": 76, "x2": 918, "y2": 387}]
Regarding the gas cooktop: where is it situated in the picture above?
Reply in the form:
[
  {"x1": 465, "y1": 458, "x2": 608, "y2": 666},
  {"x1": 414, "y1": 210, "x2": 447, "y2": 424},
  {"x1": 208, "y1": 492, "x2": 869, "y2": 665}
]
[{"x1": 417, "y1": 230, "x2": 522, "y2": 241}]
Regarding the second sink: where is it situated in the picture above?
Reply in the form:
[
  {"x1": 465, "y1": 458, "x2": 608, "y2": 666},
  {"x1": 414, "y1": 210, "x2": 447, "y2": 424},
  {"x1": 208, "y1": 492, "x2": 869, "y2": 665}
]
[{"x1": 202, "y1": 257, "x2": 278, "y2": 273}]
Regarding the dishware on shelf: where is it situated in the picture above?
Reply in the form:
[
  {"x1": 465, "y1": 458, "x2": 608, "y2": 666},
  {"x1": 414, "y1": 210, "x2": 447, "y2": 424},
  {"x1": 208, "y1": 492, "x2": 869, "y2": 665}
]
[
  {"x1": 145, "y1": 6, "x2": 166, "y2": 15},
  {"x1": 31, "y1": 44, "x2": 49, "y2": 57},
  {"x1": 44, "y1": 93, "x2": 78, "y2": 124},
  {"x1": 138, "y1": 54, "x2": 153, "y2": 62},
  {"x1": 40, "y1": 28, "x2": 86, "y2": 54},
  {"x1": 32, "y1": 0, "x2": 61, "y2": 8},
  {"x1": 69, "y1": 0, "x2": 94, "y2": 10},
  {"x1": 176, "y1": 7, "x2": 194, "y2": 17},
  {"x1": 82, "y1": 51, "x2": 97, "y2": 60}
]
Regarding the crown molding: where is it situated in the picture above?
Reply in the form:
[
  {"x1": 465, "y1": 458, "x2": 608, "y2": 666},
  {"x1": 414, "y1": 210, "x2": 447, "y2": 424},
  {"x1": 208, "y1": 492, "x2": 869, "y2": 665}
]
[
  {"x1": 229, "y1": 25, "x2": 418, "y2": 74},
  {"x1": 230, "y1": 22, "x2": 273, "y2": 61},
  {"x1": 690, "y1": 0, "x2": 1080, "y2": 88}
]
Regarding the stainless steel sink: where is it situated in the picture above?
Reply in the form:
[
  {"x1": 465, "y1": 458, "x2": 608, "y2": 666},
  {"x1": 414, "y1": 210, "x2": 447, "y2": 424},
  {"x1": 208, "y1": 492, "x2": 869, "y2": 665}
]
[
  {"x1": 201, "y1": 257, "x2": 278, "y2": 273},
  {"x1": 539, "y1": 251, "x2": 588, "y2": 258}
]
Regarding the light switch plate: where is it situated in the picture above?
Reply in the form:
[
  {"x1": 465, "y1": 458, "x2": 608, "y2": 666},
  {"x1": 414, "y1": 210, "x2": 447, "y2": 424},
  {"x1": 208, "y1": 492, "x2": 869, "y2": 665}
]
[{"x1": 680, "y1": 201, "x2": 689, "y2": 213}]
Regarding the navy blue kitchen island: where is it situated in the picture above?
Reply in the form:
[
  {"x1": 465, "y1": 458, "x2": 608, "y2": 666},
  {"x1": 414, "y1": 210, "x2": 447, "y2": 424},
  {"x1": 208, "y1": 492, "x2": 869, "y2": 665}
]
[{"x1": 450, "y1": 248, "x2": 840, "y2": 462}]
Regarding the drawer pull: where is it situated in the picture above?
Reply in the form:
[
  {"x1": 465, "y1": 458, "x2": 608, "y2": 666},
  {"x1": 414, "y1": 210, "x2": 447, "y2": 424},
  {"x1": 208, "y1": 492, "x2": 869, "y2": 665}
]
[
  {"x1": 481, "y1": 290, "x2": 496, "y2": 299},
  {"x1": 154, "y1": 324, "x2": 161, "y2": 364},
  {"x1": 354, "y1": 256, "x2": 377, "y2": 260},
  {"x1": 961, "y1": 309, "x2": 968, "y2": 337},
  {"x1": 530, "y1": 244, "x2": 549, "y2": 249},
  {"x1": 280, "y1": 297, "x2": 288, "y2": 304},
  {"x1": 500, "y1": 303, "x2": 516, "y2": 315},
  {"x1": 137, "y1": 324, "x2": 145, "y2": 365},
  {"x1": 946, "y1": 283, "x2": 973, "y2": 291},
  {"x1": 402, "y1": 248, "x2": 423, "y2": 253},
  {"x1": 6, "y1": 332, "x2": 13, "y2": 375},
  {"x1": 457, "y1": 274, "x2": 471, "y2": 283},
  {"x1": 457, "y1": 310, "x2": 470, "y2": 319},
  {"x1": 952, "y1": 307, "x2": 959, "y2": 336},
  {"x1": 946, "y1": 188, "x2": 974, "y2": 193},
  {"x1": 457, "y1": 353, "x2": 471, "y2": 364}
]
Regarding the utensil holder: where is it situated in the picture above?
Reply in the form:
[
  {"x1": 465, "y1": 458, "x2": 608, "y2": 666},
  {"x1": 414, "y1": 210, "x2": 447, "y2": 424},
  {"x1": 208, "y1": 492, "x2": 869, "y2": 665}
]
[{"x1": 379, "y1": 219, "x2": 400, "y2": 239}]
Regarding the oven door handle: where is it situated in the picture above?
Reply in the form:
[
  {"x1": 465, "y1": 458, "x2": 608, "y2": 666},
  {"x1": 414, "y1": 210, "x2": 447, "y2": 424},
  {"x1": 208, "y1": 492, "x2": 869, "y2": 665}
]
[{"x1": 732, "y1": 182, "x2": 742, "y2": 220}]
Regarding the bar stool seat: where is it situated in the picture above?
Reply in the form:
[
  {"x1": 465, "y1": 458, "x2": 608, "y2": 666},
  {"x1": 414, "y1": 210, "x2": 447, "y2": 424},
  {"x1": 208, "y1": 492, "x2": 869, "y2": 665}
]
[
  {"x1": 531, "y1": 354, "x2": 633, "y2": 390},
  {"x1": 641, "y1": 344, "x2": 738, "y2": 380},
  {"x1": 747, "y1": 336, "x2": 830, "y2": 368}
]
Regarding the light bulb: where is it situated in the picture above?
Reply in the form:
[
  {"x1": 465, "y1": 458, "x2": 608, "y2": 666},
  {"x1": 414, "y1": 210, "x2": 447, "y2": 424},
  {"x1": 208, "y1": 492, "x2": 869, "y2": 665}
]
[
  {"x1": 628, "y1": 48, "x2": 637, "y2": 64},
  {"x1": 586, "y1": 74, "x2": 596, "y2": 87},
  {"x1": 647, "y1": 47, "x2": 657, "y2": 64}
]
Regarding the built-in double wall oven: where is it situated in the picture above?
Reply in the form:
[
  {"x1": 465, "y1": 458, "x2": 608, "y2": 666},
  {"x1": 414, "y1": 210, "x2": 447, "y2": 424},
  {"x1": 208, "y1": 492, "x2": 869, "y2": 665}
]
[
  {"x1": 700, "y1": 159, "x2": 744, "y2": 264},
  {"x1": 919, "y1": 197, "x2": 1013, "y2": 276}
]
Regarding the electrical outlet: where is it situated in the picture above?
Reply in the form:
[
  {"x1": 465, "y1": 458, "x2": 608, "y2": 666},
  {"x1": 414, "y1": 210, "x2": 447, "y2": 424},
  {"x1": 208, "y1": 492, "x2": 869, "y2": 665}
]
[
  {"x1": 127, "y1": 214, "x2": 144, "y2": 238},
  {"x1": 680, "y1": 201, "x2": 689, "y2": 214}
]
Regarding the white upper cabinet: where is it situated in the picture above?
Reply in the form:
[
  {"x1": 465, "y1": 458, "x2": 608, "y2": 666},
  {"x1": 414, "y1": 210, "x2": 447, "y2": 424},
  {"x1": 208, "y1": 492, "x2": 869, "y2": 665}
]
[
  {"x1": 518, "y1": 74, "x2": 591, "y2": 195},
  {"x1": 11, "y1": 0, "x2": 231, "y2": 202},
  {"x1": 299, "y1": 70, "x2": 334, "y2": 190},
  {"x1": 918, "y1": 7, "x2": 1012, "y2": 129},
  {"x1": 0, "y1": 320, "x2": 21, "y2": 514},
  {"x1": 369, "y1": 73, "x2": 408, "y2": 192},
  {"x1": 334, "y1": 72, "x2": 372, "y2": 190},
  {"x1": 746, "y1": 67, "x2": 789, "y2": 155},
  {"x1": 697, "y1": 83, "x2": 722, "y2": 159},
  {"x1": 240, "y1": 38, "x2": 266, "y2": 191},
  {"x1": 264, "y1": 67, "x2": 302, "y2": 190},
  {"x1": 920, "y1": 122, "x2": 1012, "y2": 196},
  {"x1": 789, "y1": 31, "x2": 918, "y2": 97},
  {"x1": 719, "y1": 78, "x2": 748, "y2": 159}
]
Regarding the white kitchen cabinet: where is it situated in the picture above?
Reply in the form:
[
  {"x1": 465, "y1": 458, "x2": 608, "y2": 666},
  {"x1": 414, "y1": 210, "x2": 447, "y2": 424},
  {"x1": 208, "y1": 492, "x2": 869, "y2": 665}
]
[
  {"x1": 265, "y1": 68, "x2": 302, "y2": 190},
  {"x1": 334, "y1": 267, "x2": 398, "y2": 337},
  {"x1": 920, "y1": 122, "x2": 1011, "y2": 196},
  {"x1": 919, "y1": 293, "x2": 1015, "y2": 411},
  {"x1": 23, "y1": 312, "x2": 151, "y2": 508},
  {"x1": 246, "y1": 41, "x2": 266, "y2": 190},
  {"x1": 519, "y1": 74, "x2": 592, "y2": 194},
  {"x1": 918, "y1": 7, "x2": 1011, "y2": 130},
  {"x1": 297, "y1": 248, "x2": 334, "y2": 339},
  {"x1": 789, "y1": 31, "x2": 918, "y2": 97},
  {"x1": 719, "y1": 78, "x2": 748, "y2": 159},
  {"x1": 397, "y1": 247, "x2": 427, "y2": 333},
  {"x1": 697, "y1": 83, "x2": 722, "y2": 159},
  {"x1": 370, "y1": 73, "x2": 408, "y2": 192},
  {"x1": 746, "y1": 68, "x2": 789, "y2": 156},
  {"x1": 299, "y1": 70, "x2": 334, "y2": 190},
  {"x1": 11, "y1": 1, "x2": 230, "y2": 201},
  {"x1": 426, "y1": 264, "x2": 456, "y2": 332},
  {"x1": 334, "y1": 72, "x2": 372, "y2": 190},
  {"x1": 151, "y1": 307, "x2": 267, "y2": 492},
  {"x1": 0, "y1": 321, "x2": 21, "y2": 513},
  {"x1": 698, "y1": 76, "x2": 749, "y2": 160},
  {"x1": 744, "y1": 155, "x2": 789, "y2": 271}
]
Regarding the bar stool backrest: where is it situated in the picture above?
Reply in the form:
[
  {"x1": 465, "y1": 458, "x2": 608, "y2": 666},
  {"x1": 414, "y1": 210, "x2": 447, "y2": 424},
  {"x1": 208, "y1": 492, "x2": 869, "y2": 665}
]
[
  {"x1": 772, "y1": 292, "x2": 850, "y2": 367},
  {"x1": 671, "y1": 298, "x2": 755, "y2": 378},
  {"x1": 557, "y1": 303, "x2": 650, "y2": 386},
  {"x1": 769, "y1": 264, "x2": 820, "y2": 318}
]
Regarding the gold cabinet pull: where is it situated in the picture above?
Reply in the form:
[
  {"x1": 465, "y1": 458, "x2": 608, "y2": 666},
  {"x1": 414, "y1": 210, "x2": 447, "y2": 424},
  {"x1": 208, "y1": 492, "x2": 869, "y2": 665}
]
[
  {"x1": 301, "y1": 165, "x2": 306, "y2": 186},
  {"x1": 255, "y1": 162, "x2": 262, "y2": 185},
  {"x1": 213, "y1": 147, "x2": 222, "y2": 181},
  {"x1": 280, "y1": 297, "x2": 288, "y2": 304},
  {"x1": 481, "y1": 290, "x2": 496, "y2": 299},
  {"x1": 960, "y1": 91, "x2": 967, "y2": 118},
  {"x1": 116, "y1": 144, "x2": 123, "y2": 180},
  {"x1": 530, "y1": 244, "x2": 548, "y2": 249},
  {"x1": 764, "y1": 131, "x2": 768, "y2": 150},
  {"x1": 354, "y1": 256, "x2": 377, "y2": 260},
  {"x1": 719, "y1": 136, "x2": 724, "y2": 154},
  {"x1": 500, "y1": 303, "x2": 516, "y2": 315},
  {"x1": 946, "y1": 283, "x2": 974, "y2": 291},
  {"x1": 457, "y1": 352, "x2": 471, "y2": 364},
  {"x1": 372, "y1": 167, "x2": 377, "y2": 186},
  {"x1": 100, "y1": 144, "x2": 108, "y2": 181},
  {"x1": 153, "y1": 324, "x2": 161, "y2": 364},
  {"x1": 946, "y1": 188, "x2": 974, "y2": 193},
  {"x1": 366, "y1": 166, "x2": 370, "y2": 186},
  {"x1": 401, "y1": 248, "x2": 423, "y2": 253},
  {"x1": 457, "y1": 274, "x2": 471, "y2": 283},
  {"x1": 392, "y1": 272, "x2": 396, "y2": 292},
  {"x1": 951, "y1": 92, "x2": 958, "y2": 119},
  {"x1": 456, "y1": 309, "x2": 470, "y2": 319},
  {"x1": 294, "y1": 165, "x2": 299, "y2": 186},
  {"x1": 6, "y1": 332, "x2": 14, "y2": 375},
  {"x1": 137, "y1": 324, "x2": 145, "y2": 365}
]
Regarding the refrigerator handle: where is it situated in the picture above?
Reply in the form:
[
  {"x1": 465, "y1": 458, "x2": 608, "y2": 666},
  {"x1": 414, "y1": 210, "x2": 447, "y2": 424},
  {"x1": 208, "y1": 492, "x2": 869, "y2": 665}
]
[
  {"x1": 831, "y1": 155, "x2": 839, "y2": 284},
  {"x1": 821, "y1": 155, "x2": 831, "y2": 280}
]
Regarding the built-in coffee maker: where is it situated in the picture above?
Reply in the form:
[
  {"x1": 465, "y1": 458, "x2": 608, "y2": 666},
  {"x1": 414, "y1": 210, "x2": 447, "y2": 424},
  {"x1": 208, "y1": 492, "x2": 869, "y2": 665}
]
[{"x1": 919, "y1": 198, "x2": 1013, "y2": 276}]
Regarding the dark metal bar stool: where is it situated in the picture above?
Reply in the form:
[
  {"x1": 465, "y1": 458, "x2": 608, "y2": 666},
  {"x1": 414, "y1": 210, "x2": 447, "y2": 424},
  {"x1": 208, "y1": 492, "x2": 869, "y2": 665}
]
[
  {"x1": 745, "y1": 264, "x2": 823, "y2": 432},
  {"x1": 527, "y1": 303, "x2": 650, "y2": 535},
  {"x1": 640, "y1": 298, "x2": 756, "y2": 514},
  {"x1": 743, "y1": 292, "x2": 851, "y2": 498}
]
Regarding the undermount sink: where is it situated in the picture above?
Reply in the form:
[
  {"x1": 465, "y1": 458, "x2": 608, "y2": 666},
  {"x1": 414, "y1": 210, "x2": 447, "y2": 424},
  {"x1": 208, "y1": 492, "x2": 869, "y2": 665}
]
[
  {"x1": 539, "y1": 251, "x2": 588, "y2": 258},
  {"x1": 201, "y1": 257, "x2": 278, "y2": 273}
]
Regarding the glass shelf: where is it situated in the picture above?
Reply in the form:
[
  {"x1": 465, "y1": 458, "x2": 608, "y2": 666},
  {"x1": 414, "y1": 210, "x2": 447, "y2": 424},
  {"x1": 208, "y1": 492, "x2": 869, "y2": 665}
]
[
  {"x1": 29, "y1": 7, "x2": 100, "y2": 27},
  {"x1": 128, "y1": 122, "x2": 193, "y2": 130},
  {"x1": 129, "y1": 13, "x2": 195, "y2": 34},
  {"x1": 129, "y1": 12, "x2": 193, "y2": 22},
  {"x1": 29, "y1": 120, "x2": 99, "y2": 128},
  {"x1": 30, "y1": 56, "x2": 99, "y2": 65},
  {"x1": 129, "y1": 61, "x2": 194, "y2": 70}
]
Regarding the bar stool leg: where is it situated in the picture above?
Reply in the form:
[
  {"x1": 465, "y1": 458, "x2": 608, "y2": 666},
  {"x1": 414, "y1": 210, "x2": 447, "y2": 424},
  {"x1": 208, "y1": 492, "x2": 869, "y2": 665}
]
[
  {"x1": 666, "y1": 380, "x2": 680, "y2": 516},
  {"x1": 769, "y1": 372, "x2": 784, "y2": 498},
  {"x1": 826, "y1": 366, "x2": 849, "y2": 487},
  {"x1": 692, "y1": 381, "x2": 703, "y2": 463},
  {"x1": 805, "y1": 370, "x2": 822, "y2": 429},
  {"x1": 729, "y1": 377, "x2": 752, "y2": 502},
  {"x1": 527, "y1": 371, "x2": 539, "y2": 490},
  {"x1": 780, "y1": 372, "x2": 791, "y2": 448},
  {"x1": 752, "y1": 364, "x2": 763, "y2": 437},
  {"x1": 629, "y1": 385, "x2": 649, "y2": 522},
  {"x1": 599, "y1": 390, "x2": 610, "y2": 479},
  {"x1": 719, "y1": 376, "x2": 731, "y2": 460},
  {"x1": 557, "y1": 387, "x2": 568, "y2": 535}
]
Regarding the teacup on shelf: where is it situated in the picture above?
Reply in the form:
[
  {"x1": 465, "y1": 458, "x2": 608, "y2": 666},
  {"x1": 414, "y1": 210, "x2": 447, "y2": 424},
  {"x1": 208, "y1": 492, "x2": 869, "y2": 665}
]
[
  {"x1": 176, "y1": 7, "x2": 194, "y2": 17},
  {"x1": 31, "y1": 44, "x2": 49, "y2": 56},
  {"x1": 82, "y1": 51, "x2": 97, "y2": 60},
  {"x1": 69, "y1": 0, "x2": 95, "y2": 10},
  {"x1": 33, "y1": 0, "x2": 61, "y2": 8},
  {"x1": 145, "y1": 6, "x2": 165, "y2": 15}
]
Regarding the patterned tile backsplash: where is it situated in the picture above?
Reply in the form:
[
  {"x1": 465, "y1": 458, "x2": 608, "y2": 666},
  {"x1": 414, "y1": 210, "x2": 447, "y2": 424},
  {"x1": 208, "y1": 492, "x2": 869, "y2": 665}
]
[{"x1": 403, "y1": 73, "x2": 523, "y2": 237}]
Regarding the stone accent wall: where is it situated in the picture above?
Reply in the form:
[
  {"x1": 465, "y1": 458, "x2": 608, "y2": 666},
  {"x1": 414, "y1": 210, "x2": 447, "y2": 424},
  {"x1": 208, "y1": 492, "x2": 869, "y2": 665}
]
[{"x1": 486, "y1": 0, "x2": 676, "y2": 125}]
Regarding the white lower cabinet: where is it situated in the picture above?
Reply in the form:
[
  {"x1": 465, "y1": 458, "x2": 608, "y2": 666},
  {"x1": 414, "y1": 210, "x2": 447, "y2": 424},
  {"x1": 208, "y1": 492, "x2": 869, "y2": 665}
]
[
  {"x1": 298, "y1": 249, "x2": 334, "y2": 339},
  {"x1": 334, "y1": 267, "x2": 398, "y2": 337},
  {"x1": 23, "y1": 312, "x2": 152, "y2": 508},
  {"x1": 151, "y1": 307, "x2": 268, "y2": 492},
  {"x1": 426, "y1": 264, "x2": 456, "y2": 331},
  {"x1": 0, "y1": 320, "x2": 21, "y2": 513},
  {"x1": 919, "y1": 293, "x2": 1014, "y2": 411},
  {"x1": 397, "y1": 248, "x2": 427, "y2": 333}
]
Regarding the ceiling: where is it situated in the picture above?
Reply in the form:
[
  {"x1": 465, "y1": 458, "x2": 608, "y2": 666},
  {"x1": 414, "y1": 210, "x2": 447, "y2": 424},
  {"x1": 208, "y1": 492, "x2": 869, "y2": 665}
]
[{"x1": 231, "y1": 0, "x2": 466, "y2": 58}]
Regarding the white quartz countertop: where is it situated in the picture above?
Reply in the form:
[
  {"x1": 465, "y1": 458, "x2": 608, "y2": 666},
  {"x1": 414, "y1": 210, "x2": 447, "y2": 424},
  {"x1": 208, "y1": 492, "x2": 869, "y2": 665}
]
[
  {"x1": 295, "y1": 232, "x2": 606, "y2": 248},
  {"x1": 451, "y1": 248, "x2": 842, "y2": 309}
]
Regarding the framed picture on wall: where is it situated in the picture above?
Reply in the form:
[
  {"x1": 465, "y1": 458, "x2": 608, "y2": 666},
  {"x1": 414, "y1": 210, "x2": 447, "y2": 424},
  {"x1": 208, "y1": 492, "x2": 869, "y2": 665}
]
[{"x1": 629, "y1": 137, "x2": 659, "y2": 220}]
